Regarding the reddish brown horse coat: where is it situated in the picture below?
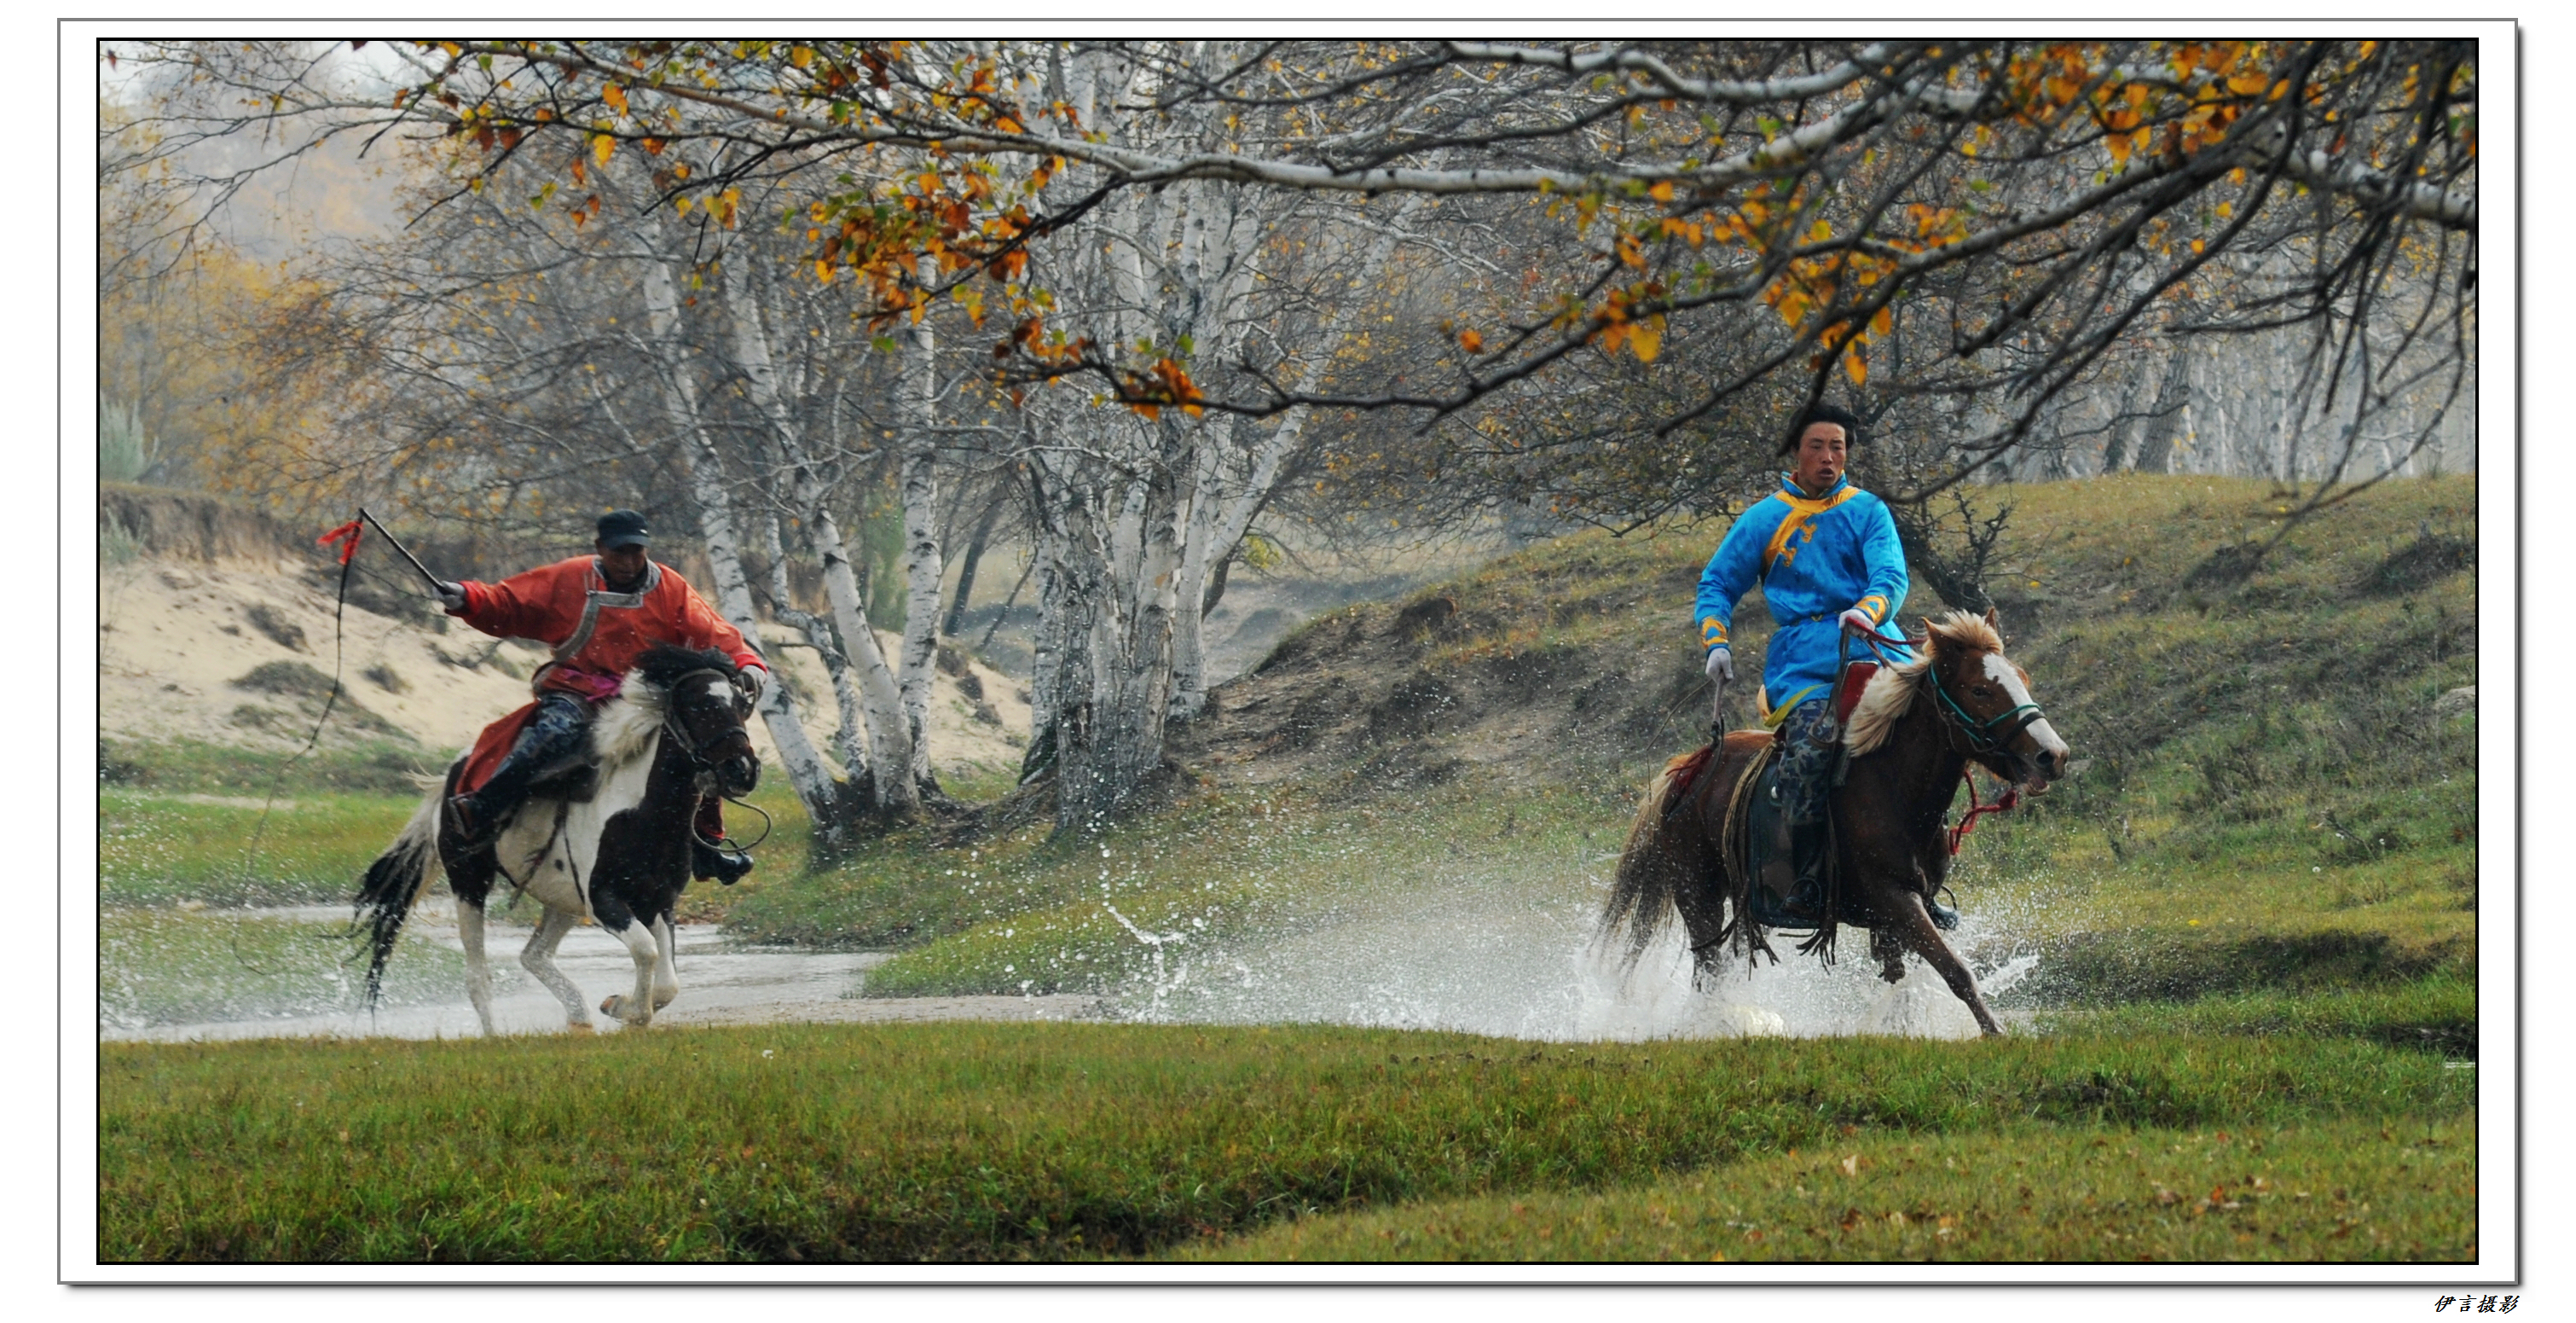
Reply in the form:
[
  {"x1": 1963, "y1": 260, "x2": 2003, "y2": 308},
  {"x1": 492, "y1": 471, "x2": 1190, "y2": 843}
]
[{"x1": 1601, "y1": 610, "x2": 2069, "y2": 1037}]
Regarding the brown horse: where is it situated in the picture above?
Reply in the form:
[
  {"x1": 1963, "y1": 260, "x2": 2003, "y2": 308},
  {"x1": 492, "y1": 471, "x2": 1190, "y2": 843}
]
[{"x1": 1600, "y1": 609, "x2": 2069, "y2": 1036}]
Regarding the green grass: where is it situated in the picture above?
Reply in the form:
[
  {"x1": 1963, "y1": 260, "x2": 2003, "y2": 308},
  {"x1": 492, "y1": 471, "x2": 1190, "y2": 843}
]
[
  {"x1": 101, "y1": 790, "x2": 428, "y2": 908},
  {"x1": 99, "y1": 735, "x2": 443, "y2": 797},
  {"x1": 98, "y1": 1020, "x2": 2471, "y2": 1262},
  {"x1": 96, "y1": 763, "x2": 813, "y2": 921},
  {"x1": 1182, "y1": 1113, "x2": 2475, "y2": 1262}
]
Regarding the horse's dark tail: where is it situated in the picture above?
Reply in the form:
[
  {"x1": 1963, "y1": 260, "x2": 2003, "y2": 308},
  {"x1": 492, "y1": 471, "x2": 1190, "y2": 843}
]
[
  {"x1": 1595, "y1": 746, "x2": 1711, "y2": 972},
  {"x1": 355, "y1": 771, "x2": 449, "y2": 1007}
]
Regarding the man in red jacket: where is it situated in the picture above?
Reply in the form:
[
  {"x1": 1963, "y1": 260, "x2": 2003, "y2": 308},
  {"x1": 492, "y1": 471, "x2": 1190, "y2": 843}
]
[{"x1": 437, "y1": 509, "x2": 769, "y2": 882}]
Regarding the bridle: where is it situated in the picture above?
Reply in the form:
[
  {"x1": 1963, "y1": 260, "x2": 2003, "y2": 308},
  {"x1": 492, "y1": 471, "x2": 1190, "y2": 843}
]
[
  {"x1": 657, "y1": 668, "x2": 756, "y2": 771},
  {"x1": 658, "y1": 666, "x2": 771, "y2": 853},
  {"x1": 1852, "y1": 625, "x2": 2049, "y2": 760}
]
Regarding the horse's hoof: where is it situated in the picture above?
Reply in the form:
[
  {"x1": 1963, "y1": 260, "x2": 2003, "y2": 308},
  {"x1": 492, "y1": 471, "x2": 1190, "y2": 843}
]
[{"x1": 565, "y1": 1022, "x2": 596, "y2": 1036}]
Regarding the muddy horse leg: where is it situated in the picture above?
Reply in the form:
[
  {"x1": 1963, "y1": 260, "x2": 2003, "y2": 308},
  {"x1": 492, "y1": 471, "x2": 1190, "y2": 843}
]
[
  {"x1": 519, "y1": 906, "x2": 592, "y2": 1031},
  {"x1": 1890, "y1": 892, "x2": 2004, "y2": 1036}
]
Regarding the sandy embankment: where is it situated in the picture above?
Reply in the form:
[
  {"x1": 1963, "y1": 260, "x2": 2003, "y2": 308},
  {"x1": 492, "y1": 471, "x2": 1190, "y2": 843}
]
[{"x1": 99, "y1": 553, "x2": 1031, "y2": 780}]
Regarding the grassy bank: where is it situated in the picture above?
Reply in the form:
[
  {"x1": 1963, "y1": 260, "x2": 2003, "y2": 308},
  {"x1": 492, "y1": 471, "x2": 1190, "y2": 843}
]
[
  {"x1": 1181, "y1": 1111, "x2": 2474, "y2": 1262},
  {"x1": 722, "y1": 475, "x2": 2479, "y2": 1018},
  {"x1": 99, "y1": 1019, "x2": 2471, "y2": 1262},
  {"x1": 98, "y1": 775, "x2": 814, "y2": 918}
]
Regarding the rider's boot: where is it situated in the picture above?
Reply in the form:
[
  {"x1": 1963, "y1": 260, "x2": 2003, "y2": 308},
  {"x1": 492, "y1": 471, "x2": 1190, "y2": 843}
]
[{"x1": 692, "y1": 839, "x2": 755, "y2": 885}]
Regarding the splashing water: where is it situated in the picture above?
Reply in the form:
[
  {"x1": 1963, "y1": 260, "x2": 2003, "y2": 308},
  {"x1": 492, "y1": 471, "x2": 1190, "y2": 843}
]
[{"x1": 1103, "y1": 863, "x2": 2044, "y2": 1042}]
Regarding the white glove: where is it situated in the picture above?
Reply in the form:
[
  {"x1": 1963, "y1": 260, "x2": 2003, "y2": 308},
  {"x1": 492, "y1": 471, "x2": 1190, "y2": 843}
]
[
  {"x1": 1838, "y1": 606, "x2": 1875, "y2": 637},
  {"x1": 1705, "y1": 646, "x2": 1734, "y2": 685},
  {"x1": 734, "y1": 664, "x2": 767, "y2": 708},
  {"x1": 435, "y1": 580, "x2": 467, "y2": 612}
]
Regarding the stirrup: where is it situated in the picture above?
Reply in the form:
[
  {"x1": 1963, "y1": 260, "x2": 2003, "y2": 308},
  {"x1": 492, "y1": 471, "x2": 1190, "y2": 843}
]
[
  {"x1": 692, "y1": 839, "x2": 754, "y2": 885},
  {"x1": 1926, "y1": 897, "x2": 1963, "y2": 931}
]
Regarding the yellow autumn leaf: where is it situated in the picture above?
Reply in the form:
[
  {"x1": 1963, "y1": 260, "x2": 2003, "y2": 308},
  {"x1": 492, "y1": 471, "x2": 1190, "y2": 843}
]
[
  {"x1": 2107, "y1": 131, "x2": 2132, "y2": 165},
  {"x1": 593, "y1": 134, "x2": 615, "y2": 167},
  {"x1": 1630, "y1": 317, "x2": 1664, "y2": 363},
  {"x1": 1844, "y1": 349, "x2": 1867, "y2": 386},
  {"x1": 603, "y1": 84, "x2": 628, "y2": 116},
  {"x1": 1458, "y1": 328, "x2": 1485, "y2": 354},
  {"x1": 1870, "y1": 305, "x2": 1892, "y2": 338},
  {"x1": 1648, "y1": 180, "x2": 1675, "y2": 203}
]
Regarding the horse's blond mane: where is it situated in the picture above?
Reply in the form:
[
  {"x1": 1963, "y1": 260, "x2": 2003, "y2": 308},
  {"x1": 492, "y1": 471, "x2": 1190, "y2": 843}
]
[{"x1": 1844, "y1": 610, "x2": 2006, "y2": 756}]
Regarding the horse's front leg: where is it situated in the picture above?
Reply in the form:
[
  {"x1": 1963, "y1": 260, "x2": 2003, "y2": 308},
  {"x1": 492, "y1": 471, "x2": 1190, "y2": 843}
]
[
  {"x1": 650, "y1": 915, "x2": 680, "y2": 1011},
  {"x1": 1869, "y1": 927, "x2": 1908, "y2": 986},
  {"x1": 457, "y1": 898, "x2": 497, "y2": 1036},
  {"x1": 1888, "y1": 892, "x2": 2004, "y2": 1037},
  {"x1": 598, "y1": 918, "x2": 663, "y2": 1027}
]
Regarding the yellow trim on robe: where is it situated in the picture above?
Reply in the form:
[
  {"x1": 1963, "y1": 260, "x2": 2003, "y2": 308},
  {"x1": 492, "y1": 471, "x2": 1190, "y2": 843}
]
[
  {"x1": 1855, "y1": 593, "x2": 1890, "y2": 624},
  {"x1": 1762, "y1": 485, "x2": 1866, "y2": 577}
]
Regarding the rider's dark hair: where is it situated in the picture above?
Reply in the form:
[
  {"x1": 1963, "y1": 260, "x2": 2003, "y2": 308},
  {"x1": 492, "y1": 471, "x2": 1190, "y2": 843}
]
[{"x1": 1778, "y1": 402, "x2": 1864, "y2": 456}]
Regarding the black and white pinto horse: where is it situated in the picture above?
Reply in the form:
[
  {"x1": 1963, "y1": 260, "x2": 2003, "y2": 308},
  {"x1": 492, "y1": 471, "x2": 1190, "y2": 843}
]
[{"x1": 356, "y1": 645, "x2": 760, "y2": 1033}]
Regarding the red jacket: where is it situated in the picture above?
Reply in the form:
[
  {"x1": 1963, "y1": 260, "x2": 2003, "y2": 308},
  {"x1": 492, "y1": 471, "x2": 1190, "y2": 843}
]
[{"x1": 450, "y1": 556, "x2": 766, "y2": 697}]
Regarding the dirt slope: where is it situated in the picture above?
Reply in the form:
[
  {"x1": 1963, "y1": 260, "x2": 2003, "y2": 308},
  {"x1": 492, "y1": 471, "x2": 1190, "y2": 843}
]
[{"x1": 100, "y1": 544, "x2": 1029, "y2": 780}]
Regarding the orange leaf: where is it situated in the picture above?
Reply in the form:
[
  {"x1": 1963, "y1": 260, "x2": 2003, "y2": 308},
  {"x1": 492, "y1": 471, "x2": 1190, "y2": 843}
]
[
  {"x1": 1630, "y1": 317, "x2": 1663, "y2": 364},
  {"x1": 1458, "y1": 329, "x2": 1485, "y2": 354},
  {"x1": 1843, "y1": 349, "x2": 1867, "y2": 386},
  {"x1": 593, "y1": 135, "x2": 615, "y2": 168},
  {"x1": 604, "y1": 84, "x2": 629, "y2": 117}
]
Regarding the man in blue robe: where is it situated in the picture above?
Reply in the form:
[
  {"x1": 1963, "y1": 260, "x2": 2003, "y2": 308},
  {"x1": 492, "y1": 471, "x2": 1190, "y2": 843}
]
[{"x1": 1693, "y1": 403, "x2": 1955, "y2": 927}]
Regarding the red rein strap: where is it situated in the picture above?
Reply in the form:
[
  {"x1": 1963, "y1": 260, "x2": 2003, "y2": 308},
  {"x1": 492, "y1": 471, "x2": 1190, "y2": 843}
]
[
  {"x1": 1948, "y1": 769, "x2": 2019, "y2": 856},
  {"x1": 316, "y1": 517, "x2": 364, "y2": 566}
]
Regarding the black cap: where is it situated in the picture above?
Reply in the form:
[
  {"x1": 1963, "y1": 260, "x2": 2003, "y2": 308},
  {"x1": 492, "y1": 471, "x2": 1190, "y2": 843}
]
[{"x1": 596, "y1": 509, "x2": 651, "y2": 548}]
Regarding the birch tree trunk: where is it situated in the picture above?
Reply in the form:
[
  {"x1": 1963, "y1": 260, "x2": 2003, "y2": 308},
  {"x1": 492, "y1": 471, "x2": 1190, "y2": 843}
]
[
  {"x1": 894, "y1": 256, "x2": 946, "y2": 796},
  {"x1": 636, "y1": 253, "x2": 853, "y2": 852},
  {"x1": 717, "y1": 254, "x2": 919, "y2": 815}
]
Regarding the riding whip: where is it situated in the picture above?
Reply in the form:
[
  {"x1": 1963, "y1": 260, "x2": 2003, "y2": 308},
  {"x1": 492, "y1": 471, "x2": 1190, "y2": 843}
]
[{"x1": 356, "y1": 507, "x2": 449, "y2": 596}]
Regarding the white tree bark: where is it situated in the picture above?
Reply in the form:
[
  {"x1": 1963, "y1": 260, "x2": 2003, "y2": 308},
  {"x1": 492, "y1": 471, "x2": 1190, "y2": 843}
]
[
  {"x1": 635, "y1": 253, "x2": 850, "y2": 844},
  {"x1": 718, "y1": 253, "x2": 919, "y2": 814},
  {"x1": 894, "y1": 255, "x2": 946, "y2": 794}
]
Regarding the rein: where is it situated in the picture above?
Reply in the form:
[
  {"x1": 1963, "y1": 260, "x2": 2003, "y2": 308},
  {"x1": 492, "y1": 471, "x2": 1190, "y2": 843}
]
[{"x1": 1947, "y1": 770, "x2": 2020, "y2": 856}]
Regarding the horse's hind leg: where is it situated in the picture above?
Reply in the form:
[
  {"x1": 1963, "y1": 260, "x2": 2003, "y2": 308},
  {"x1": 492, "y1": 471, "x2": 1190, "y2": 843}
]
[
  {"x1": 458, "y1": 899, "x2": 497, "y2": 1036},
  {"x1": 1889, "y1": 894, "x2": 2004, "y2": 1037},
  {"x1": 598, "y1": 919, "x2": 663, "y2": 1027},
  {"x1": 519, "y1": 906, "x2": 592, "y2": 1032}
]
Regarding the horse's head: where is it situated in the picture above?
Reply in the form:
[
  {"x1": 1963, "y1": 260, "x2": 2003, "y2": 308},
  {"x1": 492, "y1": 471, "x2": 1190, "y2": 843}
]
[
  {"x1": 1919, "y1": 608, "x2": 2069, "y2": 794},
  {"x1": 634, "y1": 646, "x2": 761, "y2": 798}
]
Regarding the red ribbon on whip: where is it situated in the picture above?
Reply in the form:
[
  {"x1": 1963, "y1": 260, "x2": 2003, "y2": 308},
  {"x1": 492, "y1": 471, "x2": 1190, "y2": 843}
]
[{"x1": 316, "y1": 517, "x2": 364, "y2": 566}]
